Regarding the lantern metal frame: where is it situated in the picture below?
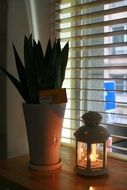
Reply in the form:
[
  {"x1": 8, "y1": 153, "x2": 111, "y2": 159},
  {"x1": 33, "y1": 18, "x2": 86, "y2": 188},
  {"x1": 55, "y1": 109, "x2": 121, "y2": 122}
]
[{"x1": 74, "y1": 124, "x2": 110, "y2": 176}]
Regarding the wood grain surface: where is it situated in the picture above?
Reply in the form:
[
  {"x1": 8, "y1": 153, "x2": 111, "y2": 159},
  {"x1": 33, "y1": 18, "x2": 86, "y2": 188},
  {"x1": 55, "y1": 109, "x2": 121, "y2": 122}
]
[{"x1": 0, "y1": 146, "x2": 127, "y2": 190}]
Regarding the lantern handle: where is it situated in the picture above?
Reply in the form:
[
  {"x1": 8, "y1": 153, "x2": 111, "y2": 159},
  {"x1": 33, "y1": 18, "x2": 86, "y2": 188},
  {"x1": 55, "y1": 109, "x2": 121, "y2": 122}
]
[{"x1": 80, "y1": 111, "x2": 102, "y2": 127}]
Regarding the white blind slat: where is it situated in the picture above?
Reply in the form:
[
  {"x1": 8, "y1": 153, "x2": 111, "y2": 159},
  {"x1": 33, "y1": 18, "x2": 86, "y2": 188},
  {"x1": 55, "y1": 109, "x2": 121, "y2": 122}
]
[{"x1": 54, "y1": 0, "x2": 127, "y2": 158}]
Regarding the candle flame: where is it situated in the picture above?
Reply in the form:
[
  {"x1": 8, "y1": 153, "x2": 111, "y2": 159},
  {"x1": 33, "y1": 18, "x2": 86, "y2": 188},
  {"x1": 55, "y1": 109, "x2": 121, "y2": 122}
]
[{"x1": 90, "y1": 144, "x2": 97, "y2": 162}]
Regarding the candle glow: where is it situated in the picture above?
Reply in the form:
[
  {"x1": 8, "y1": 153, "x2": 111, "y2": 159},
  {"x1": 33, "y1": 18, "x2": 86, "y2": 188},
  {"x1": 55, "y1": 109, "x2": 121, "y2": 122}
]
[{"x1": 90, "y1": 144, "x2": 97, "y2": 162}]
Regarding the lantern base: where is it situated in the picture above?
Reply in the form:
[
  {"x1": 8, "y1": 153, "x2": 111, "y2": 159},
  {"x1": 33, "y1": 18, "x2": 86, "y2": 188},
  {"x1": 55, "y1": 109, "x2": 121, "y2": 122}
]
[{"x1": 74, "y1": 166, "x2": 109, "y2": 176}]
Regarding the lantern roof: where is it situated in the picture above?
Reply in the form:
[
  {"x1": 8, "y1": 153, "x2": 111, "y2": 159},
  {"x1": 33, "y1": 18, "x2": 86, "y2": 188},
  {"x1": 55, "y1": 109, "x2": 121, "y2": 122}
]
[{"x1": 74, "y1": 125, "x2": 110, "y2": 143}]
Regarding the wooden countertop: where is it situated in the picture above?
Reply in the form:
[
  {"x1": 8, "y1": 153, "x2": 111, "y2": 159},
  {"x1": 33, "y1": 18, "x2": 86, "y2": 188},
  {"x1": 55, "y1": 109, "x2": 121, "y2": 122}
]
[{"x1": 0, "y1": 146, "x2": 127, "y2": 190}]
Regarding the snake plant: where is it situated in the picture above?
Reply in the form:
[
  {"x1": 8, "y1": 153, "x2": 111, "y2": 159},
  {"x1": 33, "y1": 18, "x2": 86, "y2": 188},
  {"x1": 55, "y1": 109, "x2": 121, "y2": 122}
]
[{"x1": 0, "y1": 35, "x2": 69, "y2": 104}]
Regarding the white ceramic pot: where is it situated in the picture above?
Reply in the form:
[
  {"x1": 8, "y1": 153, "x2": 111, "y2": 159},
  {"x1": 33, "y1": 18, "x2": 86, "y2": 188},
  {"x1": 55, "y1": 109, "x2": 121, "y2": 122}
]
[{"x1": 22, "y1": 103, "x2": 66, "y2": 171}]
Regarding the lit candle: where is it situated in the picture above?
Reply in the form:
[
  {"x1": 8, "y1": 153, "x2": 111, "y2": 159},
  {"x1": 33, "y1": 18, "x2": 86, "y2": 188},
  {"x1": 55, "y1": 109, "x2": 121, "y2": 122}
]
[{"x1": 90, "y1": 144, "x2": 97, "y2": 162}]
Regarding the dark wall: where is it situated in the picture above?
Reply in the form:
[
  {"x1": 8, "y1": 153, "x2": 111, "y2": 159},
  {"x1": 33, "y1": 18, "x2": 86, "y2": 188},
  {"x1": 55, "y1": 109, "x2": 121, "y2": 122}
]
[
  {"x1": 0, "y1": 0, "x2": 7, "y2": 159},
  {"x1": 0, "y1": 0, "x2": 51, "y2": 159}
]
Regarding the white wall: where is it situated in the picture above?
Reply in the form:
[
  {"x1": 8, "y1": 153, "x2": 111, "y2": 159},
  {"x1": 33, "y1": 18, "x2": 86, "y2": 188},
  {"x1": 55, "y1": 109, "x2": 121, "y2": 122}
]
[{"x1": 6, "y1": 0, "x2": 51, "y2": 158}]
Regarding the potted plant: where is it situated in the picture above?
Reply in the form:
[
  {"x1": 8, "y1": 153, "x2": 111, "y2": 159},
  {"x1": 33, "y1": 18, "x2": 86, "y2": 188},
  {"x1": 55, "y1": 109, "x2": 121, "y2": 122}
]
[{"x1": 0, "y1": 34, "x2": 69, "y2": 171}]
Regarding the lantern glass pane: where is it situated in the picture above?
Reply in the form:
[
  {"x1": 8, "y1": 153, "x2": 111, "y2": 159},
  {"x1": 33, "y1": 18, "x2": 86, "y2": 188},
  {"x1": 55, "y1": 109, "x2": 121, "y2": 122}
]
[
  {"x1": 105, "y1": 141, "x2": 107, "y2": 165},
  {"x1": 91, "y1": 143, "x2": 104, "y2": 169},
  {"x1": 77, "y1": 142, "x2": 87, "y2": 168}
]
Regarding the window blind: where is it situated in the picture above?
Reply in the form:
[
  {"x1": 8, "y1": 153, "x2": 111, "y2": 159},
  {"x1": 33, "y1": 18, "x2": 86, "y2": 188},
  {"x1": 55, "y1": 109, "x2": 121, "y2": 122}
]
[{"x1": 54, "y1": 0, "x2": 127, "y2": 157}]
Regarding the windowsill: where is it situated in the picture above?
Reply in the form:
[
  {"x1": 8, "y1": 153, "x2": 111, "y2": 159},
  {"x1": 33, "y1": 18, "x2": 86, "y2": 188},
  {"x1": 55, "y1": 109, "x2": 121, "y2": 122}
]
[
  {"x1": 0, "y1": 146, "x2": 127, "y2": 190},
  {"x1": 108, "y1": 151, "x2": 127, "y2": 162}
]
